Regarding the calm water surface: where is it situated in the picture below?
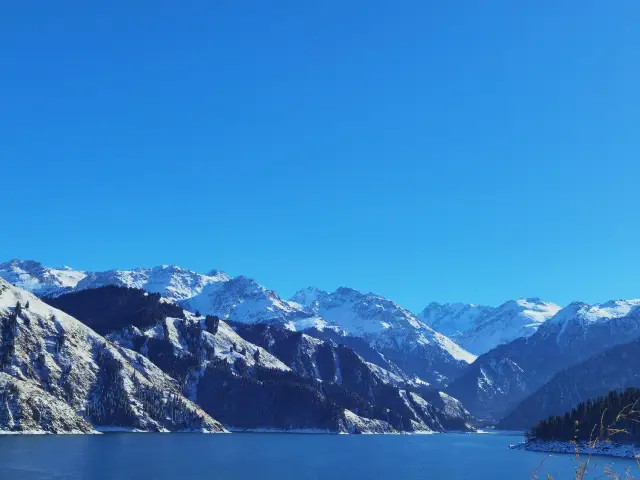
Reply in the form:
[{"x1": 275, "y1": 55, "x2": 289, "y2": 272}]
[{"x1": 0, "y1": 432, "x2": 635, "y2": 479}]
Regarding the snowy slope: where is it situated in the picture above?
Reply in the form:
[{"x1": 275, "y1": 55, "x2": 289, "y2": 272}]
[
  {"x1": 232, "y1": 322, "x2": 410, "y2": 387},
  {"x1": 289, "y1": 287, "x2": 329, "y2": 309},
  {"x1": 111, "y1": 313, "x2": 291, "y2": 378},
  {"x1": 183, "y1": 276, "x2": 312, "y2": 325},
  {"x1": 0, "y1": 373, "x2": 95, "y2": 434},
  {"x1": 420, "y1": 298, "x2": 561, "y2": 355},
  {"x1": 344, "y1": 410, "x2": 396, "y2": 434},
  {"x1": 295, "y1": 287, "x2": 474, "y2": 359},
  {"x1": 0, "y1": 279, "x2": 226, "y2": 433},
  {"x1": 419, "y1": 302, "x2": 493, "y2": 338},
  {"x1": 548, "y1": 299, "x2": 640, "y2": 338},
  {"x1": 456, "y1": 299, "x2": 561, "y2": 355}
]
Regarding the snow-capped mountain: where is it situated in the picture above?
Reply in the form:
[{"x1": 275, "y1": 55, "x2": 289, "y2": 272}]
[
  {"x1": 290, "y1": 287, "x2": 476, "y2": 386},
  {"x1": 183, "y1": 276, "x2": 313, "y2": 325},
  {"x1": 0, "y1": 260, "x2": 315, "y2": 327},
  {"x1": 0, "y1": 260, "x2": 231, "y2": 303},
  {"x1": 0, "y1": 278, "x2": 226, "y2": 433},
  {"x1": 0, "y1": 259, "x2": 87, "y2": 297},
  {"x1": 446, "y1": 297, "x2": 640, "y2": 423},
  {"x1": 547, "y1": 299, "x2": 640, "y2": 341},
  {"x1": 76, "y1": 265, "x2": 230, "y2": 303},
  {"x1": 420, "y1": 298, "x2": 561, "y2": 355}
]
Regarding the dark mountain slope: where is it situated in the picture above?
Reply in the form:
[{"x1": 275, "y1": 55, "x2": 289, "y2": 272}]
[
  {"x1": 446, "y1": 303, "x2": 640, "y2": 422},
  {"x1": 45, "y1": 285, "x2": 184, "y2": 335},
  {"x1": 498, "y1": 338, "x2": 640, "y2": 430}
]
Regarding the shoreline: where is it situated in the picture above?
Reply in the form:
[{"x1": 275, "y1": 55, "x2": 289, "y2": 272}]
[
  {"x1": 0, "y1": 427, "x2": 489, "y2": 436},
  {"x1": 510, "y1": 439, "x2": 639, "y2": 460}
]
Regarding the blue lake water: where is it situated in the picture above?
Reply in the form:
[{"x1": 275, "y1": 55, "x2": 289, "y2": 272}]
[{"x1": 0, "y1": 432, "x2": 635, "y2": 479}]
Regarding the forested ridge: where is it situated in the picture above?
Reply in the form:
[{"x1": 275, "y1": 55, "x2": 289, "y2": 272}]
[
  {"x1": 529, "y1": 387, "x2": 640, "y2": 443},
  {"x1": 45, "y1": 285, "x2": 184, "y2": 334}
]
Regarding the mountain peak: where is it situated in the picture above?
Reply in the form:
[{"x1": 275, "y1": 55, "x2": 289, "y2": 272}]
[
  {"x1": 289, "y1": 287, "x2": 329, "y2": 307},
  {"x1": 549, "y1": 299, "x2": 640, "y2": 327},
  {"x1": 0, "y1": 258, "x2": 44, "y2": 270},
  {"x1": 334, "y1": 286, "x2": 360, "y2": 296},
  {"x1": 207, "y1": 268, "x2": 230, "y2": 279},
  {"x1": 519, "y1": 297, "x2": 543, "y2": 304}
]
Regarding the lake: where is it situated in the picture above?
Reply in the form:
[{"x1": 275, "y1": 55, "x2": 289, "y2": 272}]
[{"x1": 0, "y1": 432, "x2": 635, "y2": 479}]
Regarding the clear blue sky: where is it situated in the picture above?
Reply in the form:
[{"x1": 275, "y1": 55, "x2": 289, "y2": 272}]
[{"x1": 2, "y1": 1, "x2": 639, "y2": 310}]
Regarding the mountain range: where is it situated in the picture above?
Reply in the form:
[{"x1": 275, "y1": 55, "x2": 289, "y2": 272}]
[
  {"x1": 2, "y1": 258, "x2": 639, "y2": 435},
  {"x1": 0, "y1": 260, "x2": 477, "y2": 387},
  {"x1": 0, "y1": 266, "x2": 475, "y2": 434},
  {"x1": 419, "y1": 298, "x2": 561, "y2": 355}
]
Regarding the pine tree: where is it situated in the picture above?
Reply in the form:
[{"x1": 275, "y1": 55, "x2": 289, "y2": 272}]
[{"x1": 205, "y1": 315, "x2": 220, "y2": 335}]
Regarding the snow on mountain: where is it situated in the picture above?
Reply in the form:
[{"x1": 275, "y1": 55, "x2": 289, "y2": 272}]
[
  {"x1": 232, "y1": 322, "x2": 410, "y2": 387},
  {"x1": 3, "y1": 259, "x2": 307, "y2": 329},
  {"x1": 456, "y1": 298, "x2": 561, "y2": 355},
  {"x1": 76, "y1": 265, "x2": 230, "y2": 303},
  {"x1": 0, "y1": 259, "x2": 87, "y2": 297},
  {"x1": 0, "y1": 373, "x2": 95, "y2": 434},
  {"x1": 2, "y1": 260, "x2": 473, "y2": 385},
  {"x1": 289, "y1": 287, "x2": 329, "y2": 309},
  {"x1": 420, "y1": 298, "x2": 561, "y2": 355},
  {"x1": 549, "y1": 299, "x2": 640, "y2": 334},
  {"x1": 0, "y1": 260, "x2": 231, "y2": 305},
  {"x1": 297, "y1": 287, "x2": 474, "y2": 360},
  {"x1": 184, "y1": 276, "x2": 313, "y2": 325},
  {"x1": 343, "y1": 409, "x2": 396, "y2": 434},
  {"x1": 127, "y1": 312, "x2": 292, "y2": 375},
  {"x1": 290, "y1": 287, "x2": 476, "y2": 386},
  {"x1": 446, "y1": 297, "x2": 640, "y2": 423},
  {"x1": 0, "y1": 278, "x2": 226, "y2": 433},
  {"x1": 419, "y1": 302, "x2": 493, "y2": 338}
]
